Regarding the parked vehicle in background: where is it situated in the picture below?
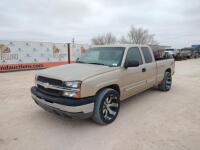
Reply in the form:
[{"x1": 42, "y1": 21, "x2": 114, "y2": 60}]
[
  {"x1": 31, "y1": 44, "x2": 175, "y2": 125},
  {"x1": 191, "y1": 45, "x2": 200, "y2": 58},
  {"x1": 180, "y1": 47, "x2": 200, "y2": 59},
  {"x1": 165, "y1": 48, "x2": 180, "y2": 59},
  {"x1": 191, "y1": 48, "x2": 199, "y2": 58},
  {"x1": 149, "y1": 46, "x2": 173, "y2": 60},
  {"x1": 193, "y1": 46, "x2": 200, "y2": 58},
  {"x1": 180, "y1": 48, "x2": 193, "y2": 59}
]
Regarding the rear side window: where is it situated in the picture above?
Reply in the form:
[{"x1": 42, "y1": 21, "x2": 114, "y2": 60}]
[
  {"x1": 141, "y1": 47, "x2": 153, "y2": 63},
  {"x1": 126, "y1": 47, "x2": 143, "y2": 65}
]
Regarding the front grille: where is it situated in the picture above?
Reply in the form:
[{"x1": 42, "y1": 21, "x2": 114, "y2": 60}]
[
  {"x1": 37, "y1": 76, "x2": 63, "y2": 96},
  {"x1": 37, "y1": 76, "x2": 63, "y2": 87},
  {"x1": 37, "y1": 85, "x2": 62, "y2": 96}
]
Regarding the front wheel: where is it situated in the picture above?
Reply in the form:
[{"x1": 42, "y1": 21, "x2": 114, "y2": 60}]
[
  {"x1": 158, "y1": 72, "x2": 172, "y2": 91},
  {"x1": 92, "y1": 88, "x2": 120, "y2": 125}
]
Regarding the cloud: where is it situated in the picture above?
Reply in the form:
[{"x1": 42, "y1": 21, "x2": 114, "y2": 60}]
[{"x1": 0, "y1": 0, "x2": 199, "y2": 48}]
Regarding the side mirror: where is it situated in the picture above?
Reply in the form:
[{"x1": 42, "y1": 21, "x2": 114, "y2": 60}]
[{"x1": 124, "y1": 60, "x2": 139, "y2": 68}]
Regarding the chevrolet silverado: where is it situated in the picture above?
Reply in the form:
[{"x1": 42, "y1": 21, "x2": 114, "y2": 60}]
[{"x1": 31, "y1": 45, "x2": 175, "y2": 125}]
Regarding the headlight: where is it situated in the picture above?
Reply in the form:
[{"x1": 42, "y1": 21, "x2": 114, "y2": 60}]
[
  {"x1": 63, "y1": 81, "x2": 81, "y2": 88},
  {"x1": 62, "y1": 81, "x2": 81, "y2": 98}
]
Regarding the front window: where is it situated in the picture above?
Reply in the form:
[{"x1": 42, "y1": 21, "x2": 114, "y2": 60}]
[
  {"x1": 77, "y1": 47, "x2": 125, "y2": 67},
  {"x1": 126, "y1": 47, "x2": 143, "y2": 65}
]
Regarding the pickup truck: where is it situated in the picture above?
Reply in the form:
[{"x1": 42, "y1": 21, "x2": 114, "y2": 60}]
[
  {"x1": 165, "y1": 48, "x2": 180, "y2": 59},
  {"x1": 180, "y1": 48, "x2": 193, "y2": 59},
  {"x1": 31, "y1": 45, "x2": 175, "y2": 125}
]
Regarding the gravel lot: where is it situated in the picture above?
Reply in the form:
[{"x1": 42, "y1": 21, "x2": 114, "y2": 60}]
[{"x1": 1, "y1": 59, "x2": 200, "y2": 150}]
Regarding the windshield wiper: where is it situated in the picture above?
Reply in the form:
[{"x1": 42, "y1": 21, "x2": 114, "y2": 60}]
[
  {"x1": 88, "y1": 62, "x2": 112, "y2": 67},
  {"x1": 88, "y1": 62, "x2": 106, "y2": 65},
  {"x1": 76, "y1": 61, "x2": 103, "y2": 65},
  {"x1": 77, "y1": 61, "x2": 113, "y2": 67}
]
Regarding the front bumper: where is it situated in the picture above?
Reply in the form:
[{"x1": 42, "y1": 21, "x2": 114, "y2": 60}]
[{"x1": 31, "y1": 86, "x2": 94, "y2": 119}]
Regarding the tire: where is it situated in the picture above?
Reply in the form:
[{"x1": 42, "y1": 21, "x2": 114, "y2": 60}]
[
  {"x1": 158, "y1": 72, "x2": 172, "y2": 91},
  {"x1": 92, "y1": 88, "x2": 120, "y2": 125}
]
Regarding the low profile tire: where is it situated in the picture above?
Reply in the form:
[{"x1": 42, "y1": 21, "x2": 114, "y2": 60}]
[
  {"x1": 92, "y1": 88, "x2": 120, "y2": 125},
  {"x1": 158, "y1": 72, "x2": 172, "y2": 91}
]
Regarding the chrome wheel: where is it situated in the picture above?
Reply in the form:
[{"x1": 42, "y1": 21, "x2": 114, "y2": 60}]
[
  {"x1": 102, "y1": 94, "x2": 119, "y2": 121},
  {"x1": 158, "y1": 71, "x2": 172, "y2": 92},
  {"x1": 92, "y1": 88, "x2": 120, "y2": 125},
  {"x1": 166, "y1": 73, "x2": 172, "y2": 89}
]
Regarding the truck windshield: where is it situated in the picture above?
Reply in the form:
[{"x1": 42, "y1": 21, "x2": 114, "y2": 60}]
[{"x1": 77, "y1": 47, "x2": 125, "y2": 67}]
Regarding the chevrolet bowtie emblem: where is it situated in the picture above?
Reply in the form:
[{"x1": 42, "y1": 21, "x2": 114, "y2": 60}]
[{"x1": 42, "y1": 82, "x2": 49, "y2": 88}]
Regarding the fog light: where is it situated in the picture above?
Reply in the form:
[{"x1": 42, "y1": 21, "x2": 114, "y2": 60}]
[{"x1": 63, "y1": 91, "x2": 80, "y2": 98}]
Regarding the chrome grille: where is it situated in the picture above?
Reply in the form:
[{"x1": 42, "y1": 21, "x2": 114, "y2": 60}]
[
  {"x1": 37, "y1": 76, "x2": 63, "y2": 87},
  {"x1": 37, "y1": 76, "x2": 63, "y2": 96}
]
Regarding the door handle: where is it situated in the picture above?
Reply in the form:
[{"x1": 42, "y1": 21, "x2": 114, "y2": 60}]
[{"x1": 142, "y1": 68, "x2": 146, "y2": 72}]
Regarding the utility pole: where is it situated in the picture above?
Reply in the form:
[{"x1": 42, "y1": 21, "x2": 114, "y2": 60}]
[
  {"x1": 67, "y1": 43, "x2": 70, "y2": 64},
  {"x1": 72, "y1": 38, "x2": 75, "y2": 46}
]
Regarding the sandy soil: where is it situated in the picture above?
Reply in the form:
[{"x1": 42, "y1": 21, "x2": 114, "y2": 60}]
[{"x1": 0, "y1": 59, "x2": 200, "y2": 150}]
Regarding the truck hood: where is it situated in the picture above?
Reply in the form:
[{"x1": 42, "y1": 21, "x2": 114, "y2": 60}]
[{"x1": 37, "y1": 63, "x2": 119, "y2": 81}]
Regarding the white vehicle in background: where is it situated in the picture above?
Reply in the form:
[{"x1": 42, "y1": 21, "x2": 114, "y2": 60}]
[{"x1": 165, "y1": 48, "x2": 180, "y2": 59}]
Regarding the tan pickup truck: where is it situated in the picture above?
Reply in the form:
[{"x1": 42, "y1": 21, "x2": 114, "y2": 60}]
[{"x1": 31, "y1": 45, "x2": 175, "y2": 125}]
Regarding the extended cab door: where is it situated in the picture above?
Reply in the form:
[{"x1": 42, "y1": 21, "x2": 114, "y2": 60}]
[
  {"x1": 121, "y1": 47, "x2": 147, "y2": 99},
  {"x1": 140, "y1": 47, "x2": 157, "y2": 89}
]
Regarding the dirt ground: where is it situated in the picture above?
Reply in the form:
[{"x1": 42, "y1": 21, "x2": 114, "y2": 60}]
[{"x1": 0, "y1": 59, "x2": 200, "y2": 150}]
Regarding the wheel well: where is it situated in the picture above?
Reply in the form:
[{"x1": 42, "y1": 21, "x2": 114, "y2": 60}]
[
  {"x1": 96, "y1": 84, "x2": 120, "y2": 96},
  {"x1": 166, "y1": 68, "x2": 171, "y2": 73}
]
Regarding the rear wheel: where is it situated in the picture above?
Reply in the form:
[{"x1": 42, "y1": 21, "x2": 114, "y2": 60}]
[
  {"x1": 92, "y1": 88, "x2": 120, "y2": 125},
  {"x1": 158, "y1": 72, "x2": 172, "y2": 91}
]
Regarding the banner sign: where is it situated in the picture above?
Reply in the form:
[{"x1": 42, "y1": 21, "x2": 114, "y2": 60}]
[
  {"x1": 70, "y1": 43, "x2": 90, "y2": 61},
  {"x1": 0, "y1": 41, "x2": 90, "y2": 72}
]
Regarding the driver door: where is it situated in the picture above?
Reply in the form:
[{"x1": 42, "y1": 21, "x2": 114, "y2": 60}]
[{"x1": 121, "y1": 47, "x2": 147, "y2": 99}]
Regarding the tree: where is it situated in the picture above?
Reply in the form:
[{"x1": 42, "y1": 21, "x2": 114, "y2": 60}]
[
  {"x1": 119, "y1": 36, "x2": 129, "y2": 44},
  {"x1": 91, "y1": 32, "x2": 116, "y2": 45},
  {"x1": 120, "y1": 26, "x2": 158, "y2": 45}
]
